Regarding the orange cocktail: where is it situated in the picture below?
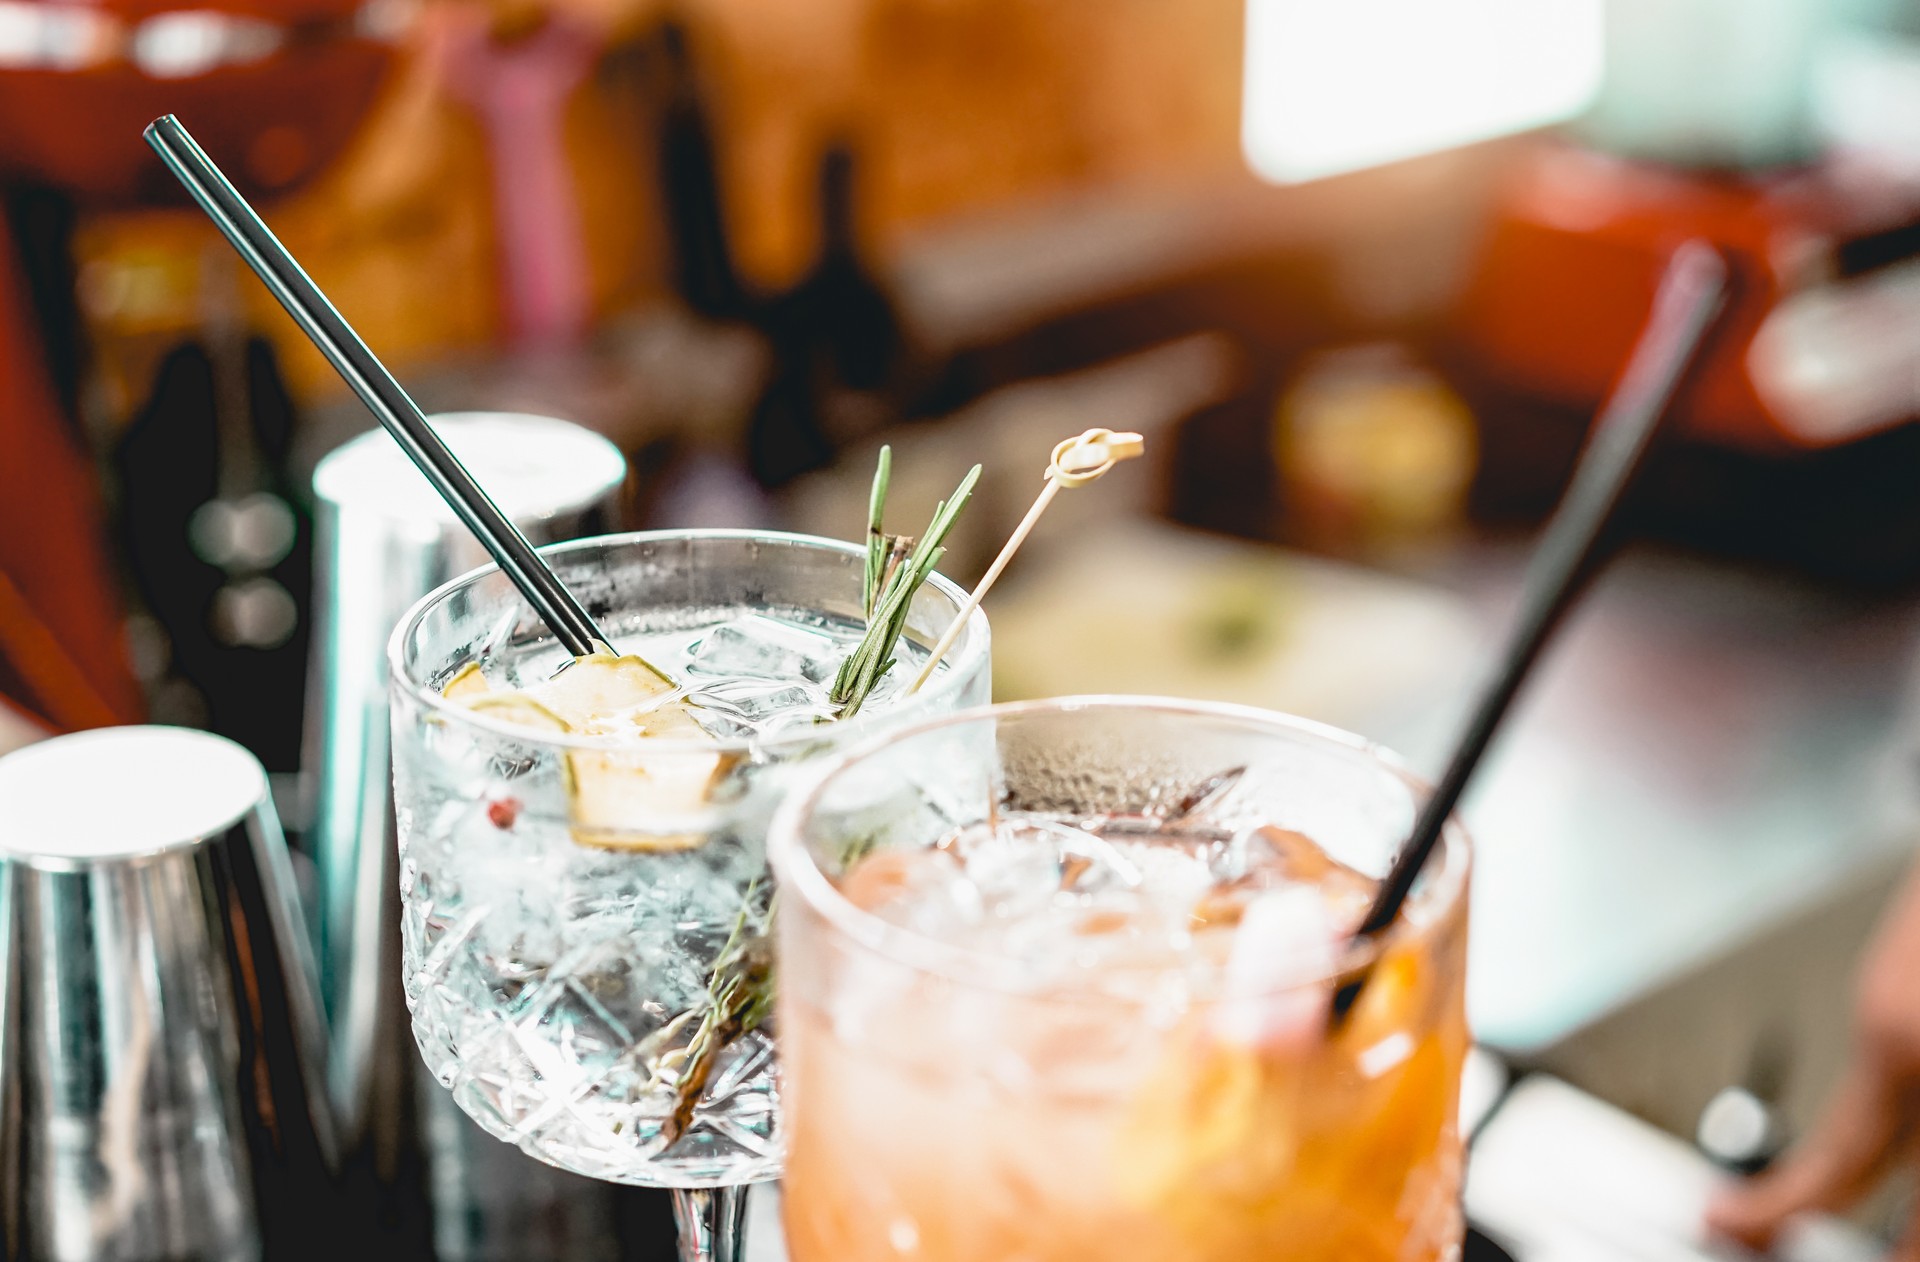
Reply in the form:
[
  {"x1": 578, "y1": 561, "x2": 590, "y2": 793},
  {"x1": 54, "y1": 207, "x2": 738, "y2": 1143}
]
[{"x1": 771, "y1": 698, "x2": 1471, "y2": 1262}]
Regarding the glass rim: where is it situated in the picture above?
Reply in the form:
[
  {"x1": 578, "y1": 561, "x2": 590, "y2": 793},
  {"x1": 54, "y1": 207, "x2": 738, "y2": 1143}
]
[
  {"x1": 385, "y1": 528, "x2": 992, "y2": 756},
  {"x1": 768, "y1": 694, "x2": 1472, "y2": 997}
]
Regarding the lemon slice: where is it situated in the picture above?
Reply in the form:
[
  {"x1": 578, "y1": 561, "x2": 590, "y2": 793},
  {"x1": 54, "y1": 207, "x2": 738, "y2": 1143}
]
[
  {"x1": 529, "y1": 650, "x2": 678, "y2": 731},
  {"x1": 442, "y1": 651, "x2": 734, "y2": 852},
  {"x1": 535, "y1": 652, "x2": 735, "y2": 852},
  {"x1": 463, "y1": 693, "x2": 572, "y2": 734},
  {"x1": 566, "y1": 741, "x2": 738, "y2": 851},
  {"x1": 440, "y1": 661, "x2": 494, "y2": 701}
]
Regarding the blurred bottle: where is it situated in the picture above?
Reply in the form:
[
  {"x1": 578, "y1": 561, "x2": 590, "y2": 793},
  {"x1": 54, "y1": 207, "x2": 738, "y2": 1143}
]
[
  {"x1": 773, "y1": 142, "x2": 904, "y2": 398},
  {"x1": 654, "y1": 18, "x2": 748, "y2": 322},
  {"x1": 747, "y1": 140, "x2": 907, "y2": 488},
  {"x1": 1273, "y1": 344, "x2": 1478, "y2": 558}
]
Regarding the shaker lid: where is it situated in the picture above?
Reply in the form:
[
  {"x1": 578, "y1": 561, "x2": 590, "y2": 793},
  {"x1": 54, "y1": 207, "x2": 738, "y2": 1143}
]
[
  {"x1": 0, "y1": 725, "x2": 266, "y2": 864},
  {"x1": 312, "y1": 413, "x2": 624, "y2": 525}
]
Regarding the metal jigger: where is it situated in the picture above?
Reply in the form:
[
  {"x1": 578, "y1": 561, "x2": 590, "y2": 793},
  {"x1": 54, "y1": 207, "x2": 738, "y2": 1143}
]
[
  {"x1": 0, "y1": 726, "x2": 334, "y2": 1262},
  {"x1": 304, "y1": 412, "x2": 637, "y2": 1259}
]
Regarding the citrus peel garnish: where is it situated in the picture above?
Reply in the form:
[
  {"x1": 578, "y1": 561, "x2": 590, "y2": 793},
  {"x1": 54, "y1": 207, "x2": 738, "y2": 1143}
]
[
  {"x1": 440, "y1": 650, "x2": 734, "y2": 852},
  {"x1": 441, "y1": 661, "x2": 493, "y2": 700}
]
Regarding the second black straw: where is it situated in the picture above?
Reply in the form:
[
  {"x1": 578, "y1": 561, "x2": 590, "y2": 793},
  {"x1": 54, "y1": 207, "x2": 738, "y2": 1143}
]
[{"x1": 1333, "y1": 239, "x2": 1732, "y2": 1021}]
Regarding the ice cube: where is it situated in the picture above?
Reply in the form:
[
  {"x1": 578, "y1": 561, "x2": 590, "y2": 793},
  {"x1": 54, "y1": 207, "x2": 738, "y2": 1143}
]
[
  {"x1": 708, "y1": 681, "x2": 816, "y2": 718},
  {"x1": 1027, "y1": 819, "x2": 1143, "y2": 895},
  {"x1": 684, "y1": 682, "x2": 836, "y2": 744},
  {"x1": 688, "y1": 678, "x2": 837, "y2": 723},
  {"x1": 841, "y1": 847, "x2": 985, "y2": 935},
  {"x1": 686, "y1": 704, "x2": 757, "y2": 743},
  {"x1": 956, "y1": 822, "x2": 1071, "y2": 920},
  {"x1": 1092, "y1": 816, "x2": 1236, "y2": 868},
  {"x1": 999, "y1": 818, "x2": 1219, "y2": 912},
  {"x1": 685, "y1": 614, "x2": 843, "y2": 684},
  {"x1": 1211, "y1": 886, "x2": 1337, "y2": 1051},
  {"x1": 1111, "y1": 840, "x2": 1217, "y2": 911},
  {"x1": 1220, "y1": 824, "x2": 1377, "y2": 926}
]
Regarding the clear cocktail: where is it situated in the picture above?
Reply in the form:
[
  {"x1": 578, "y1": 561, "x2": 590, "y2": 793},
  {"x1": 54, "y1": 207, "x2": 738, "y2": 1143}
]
[
  {"x1": 387, "y1": 531, "x2": 990, "y2": 1189},
  {"x1": 772, "y1": 697, "x2": 1471, "y2": 1261}
]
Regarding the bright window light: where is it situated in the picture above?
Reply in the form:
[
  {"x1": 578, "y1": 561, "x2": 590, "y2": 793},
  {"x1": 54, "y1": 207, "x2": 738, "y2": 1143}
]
[{"x1": 1242, "y1": 0, "x2": 1604, "y2": 183}]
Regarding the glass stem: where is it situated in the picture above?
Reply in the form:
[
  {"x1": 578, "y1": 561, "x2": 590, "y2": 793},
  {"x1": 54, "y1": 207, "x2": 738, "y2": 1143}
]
[{"x1": 672, "y1": 1185, "x2": 751, "y2": 1262}]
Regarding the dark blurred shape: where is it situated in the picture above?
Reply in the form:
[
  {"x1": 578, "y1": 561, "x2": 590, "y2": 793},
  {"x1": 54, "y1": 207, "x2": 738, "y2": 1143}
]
[
  {"x1": 419, "y1": 1107, "x2": 676, "y2": 1262},
  {"x1": 1468, "y1": 381, "x2": 1920, "y2": 587},
  {"x1": 0, "y1": 0, "x2": 398, "y2": 744},
  {"x1": 655, "y1": 18, "x2": 746, "y2": 322},
  {"x1": 1169, "y1": 358, "x2": 1290, "y2": 542},
  {"x1": 1463, "y1": 1227, "x2": 1519, "y2": 1262},
  {"x1": 0, "y1": 0, "x2": 394, "y2": 206},
  {"x1": 748, "y1": 141, "x2": 909, "y2": 487},
  {"x1": 114, "y1": 338, "x2": 311, "y2": 769},
  {"x1": 3, "y1": 186, "x2": 82, "y2": 419},
  {"x1": 644, "y1": 16, "x2": 915, "y2": 491},
  {"x1": 784, "y1": 142, "x2": 905, "y2": 395}
]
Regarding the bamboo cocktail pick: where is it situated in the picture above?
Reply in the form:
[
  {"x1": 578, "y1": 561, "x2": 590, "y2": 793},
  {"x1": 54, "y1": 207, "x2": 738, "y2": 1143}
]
[{"x1": 906, "y1": 427, "x2": 1145, "y2": 696}]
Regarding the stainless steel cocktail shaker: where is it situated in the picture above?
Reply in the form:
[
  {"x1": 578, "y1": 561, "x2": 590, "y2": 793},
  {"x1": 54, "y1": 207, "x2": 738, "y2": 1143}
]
[
  {"x1": 304, "y1": 412, "x2": 655, "y2": 1261},
  {"x1": 0, "y1": 725, "x2": 333, "y2": 1262}
]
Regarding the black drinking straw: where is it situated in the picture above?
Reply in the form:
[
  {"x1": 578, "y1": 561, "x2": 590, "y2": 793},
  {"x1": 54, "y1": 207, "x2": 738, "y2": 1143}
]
[
  {"x1": 1331, "y1": 240, "x2": 1731, "y2": 1024},
  {"x1": 143, "y1": 114, "x2": 612, "y2": 659}
]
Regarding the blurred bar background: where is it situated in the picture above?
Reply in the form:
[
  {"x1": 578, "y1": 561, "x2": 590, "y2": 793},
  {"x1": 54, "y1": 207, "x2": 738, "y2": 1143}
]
[{"x1": 9, "y1": 0, "x2": 1920, "y2": 1255}]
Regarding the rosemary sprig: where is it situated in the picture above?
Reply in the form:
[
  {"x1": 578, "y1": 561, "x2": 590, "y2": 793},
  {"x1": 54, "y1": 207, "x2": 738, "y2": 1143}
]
[
  {"x1": 662, "y1": 880, "x2": 775, "y2": 1147},
  {"x1": 862, "y1": 445, "x2": 893, "y2": 618},
  {"x1": 831, "y1": 449, "x2": 981, "y2": 718},
  {"x1": 657, "y1": 437, "x2": 1145, "y2": 1149},
  {"x1": 661, "y1": 448, "x2": 979, "y2": 1145}
]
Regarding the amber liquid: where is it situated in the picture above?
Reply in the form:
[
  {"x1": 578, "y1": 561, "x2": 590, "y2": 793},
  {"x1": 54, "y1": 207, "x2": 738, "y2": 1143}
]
[{"x1": 780, "y1": 858, "x2": 1470, "y2": 1261}]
